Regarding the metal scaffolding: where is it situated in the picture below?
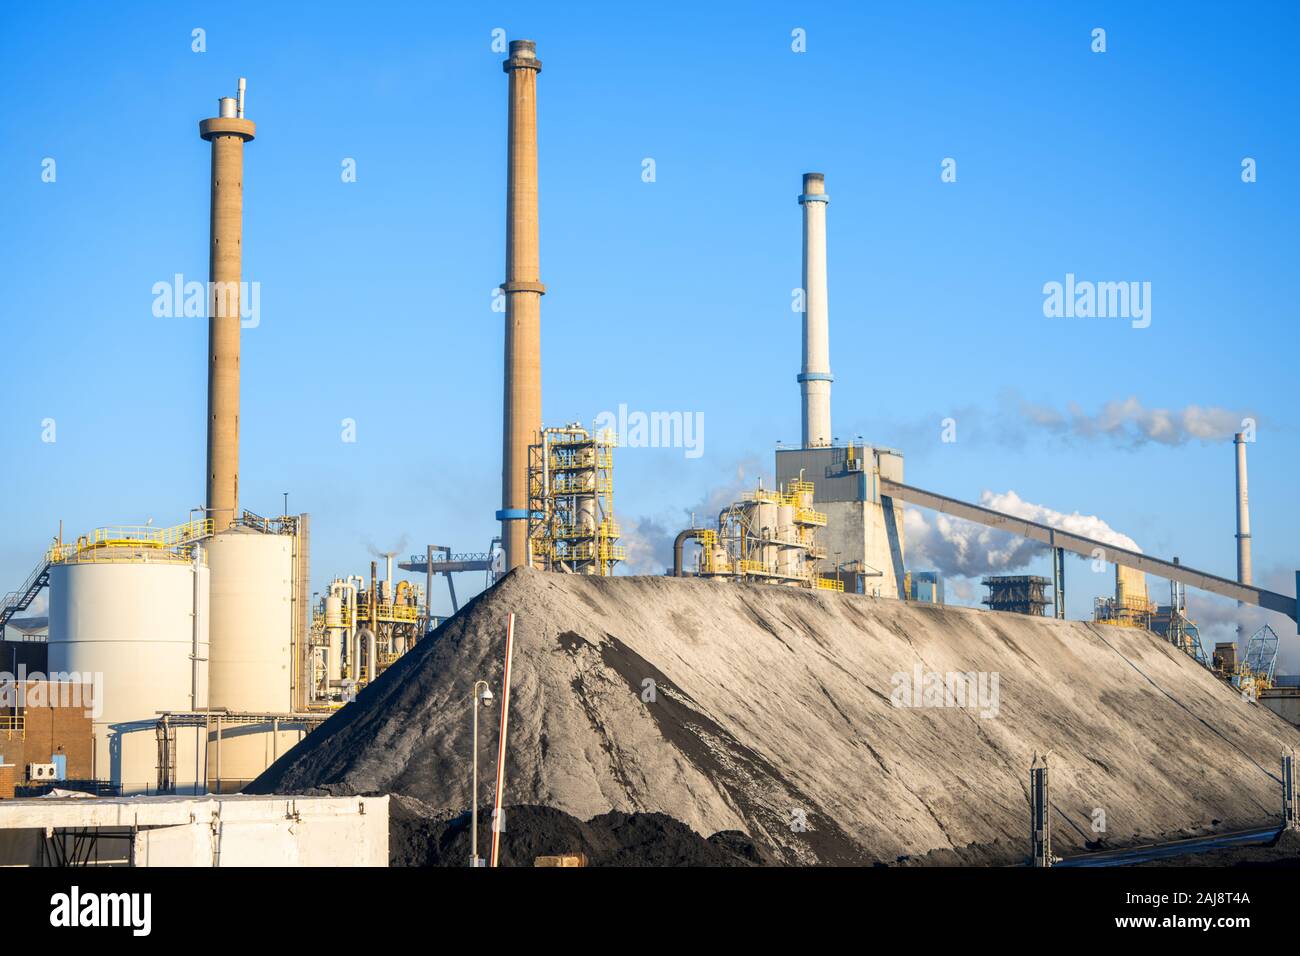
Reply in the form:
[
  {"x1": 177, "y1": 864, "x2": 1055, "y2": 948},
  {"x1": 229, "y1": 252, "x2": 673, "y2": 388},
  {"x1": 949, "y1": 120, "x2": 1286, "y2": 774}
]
[
  {"x1": 982, "y1": 575, "x2": 1052, "y2": 616},
  {"x1": 528, "y1": 424, "x2": 625, "y2": 576}
]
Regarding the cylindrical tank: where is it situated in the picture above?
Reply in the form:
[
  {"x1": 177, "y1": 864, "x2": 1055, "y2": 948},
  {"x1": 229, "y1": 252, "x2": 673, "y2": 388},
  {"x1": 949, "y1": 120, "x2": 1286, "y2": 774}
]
[
  {"x1": 324, "y1": 594, "x2": 344, "y2": 683},
  {"x1": 207, "y1": 528, "x2": 293, "y2": 713},
  {"x1": 749, "y1": 501, "x2": 777, "y2": 569},
  {"x1": 205, "y1": 529, "x2": 293, "y2": 792},
  {"x1": 48, "y1": 558, "x2": 209, "y2": 795}
]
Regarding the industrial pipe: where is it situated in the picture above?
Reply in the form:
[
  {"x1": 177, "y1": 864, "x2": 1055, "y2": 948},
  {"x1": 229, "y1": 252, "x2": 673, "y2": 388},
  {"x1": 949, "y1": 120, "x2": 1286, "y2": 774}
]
[{"x1": 673, "y1": 529, "x2": 711, "y2": 576}]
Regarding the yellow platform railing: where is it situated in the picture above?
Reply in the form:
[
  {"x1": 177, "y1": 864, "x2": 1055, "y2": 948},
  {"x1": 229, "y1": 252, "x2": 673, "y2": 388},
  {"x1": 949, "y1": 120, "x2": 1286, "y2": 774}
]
[{"x1": 48, "y1": 519, "x2": 213, "y2": 564}]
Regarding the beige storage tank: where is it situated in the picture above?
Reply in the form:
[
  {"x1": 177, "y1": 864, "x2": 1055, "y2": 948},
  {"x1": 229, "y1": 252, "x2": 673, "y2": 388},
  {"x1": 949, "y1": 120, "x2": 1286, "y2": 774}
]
[
  {"x1": 749, "y1": 501, "x2": 778, "y2": 569},
  {"x1": 47, "y1": 557, "x2": 209, "y2": 795},
  {"x1": 206, "y1": 528, "x2": 296, "y2": 791},
  {"x1": 207, "y1": 528, "x2": 293, "y2": 713},
  {"x1": 324, "y1": 593, "x2": 344, "y2": 683}
]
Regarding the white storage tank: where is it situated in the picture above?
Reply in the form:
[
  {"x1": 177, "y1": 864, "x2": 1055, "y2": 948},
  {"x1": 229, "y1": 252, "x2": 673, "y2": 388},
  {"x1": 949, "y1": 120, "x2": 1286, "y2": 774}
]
[
  {"x1": 47, "y1": 556, "x2": 209, "y2": 796},
  {"x1": 207, "y1": 528, "x2": 293, "y2": 713}
]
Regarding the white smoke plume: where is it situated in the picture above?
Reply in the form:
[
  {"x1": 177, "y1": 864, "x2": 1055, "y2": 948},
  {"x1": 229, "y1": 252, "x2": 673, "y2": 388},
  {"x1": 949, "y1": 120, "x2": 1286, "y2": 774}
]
[
  {"x1": 619, "y1": 514, "x2": 673, "y2": 575},
  {"x1": 904, "y1": 489, "x2": 1139, "y2": 579},
  {"x1": 618, "y1": 458, "x2": 767, "y2": 576},
  {"x1": 1020, "y1": 396, "x2": 1251, "y2": 447}
]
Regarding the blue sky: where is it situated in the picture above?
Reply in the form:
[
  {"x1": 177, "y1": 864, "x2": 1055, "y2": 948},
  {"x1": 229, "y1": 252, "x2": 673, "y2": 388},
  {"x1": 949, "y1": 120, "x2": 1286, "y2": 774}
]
[{"x1": 1, "y1": 2, "x2": 1296, "y2": 656}]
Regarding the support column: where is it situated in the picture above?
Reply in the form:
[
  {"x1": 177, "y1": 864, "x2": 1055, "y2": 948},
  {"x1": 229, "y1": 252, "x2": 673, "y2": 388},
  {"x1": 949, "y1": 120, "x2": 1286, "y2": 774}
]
[
  {"x1": 497, "y1": 40, "x2": 545, "y2": 570},
  {"x1": 199, "y1": 87, "x2": 255, "y2": 533},
  {"x1": 1052, "y1": 546, "x2": 1066, "y2": 620}
]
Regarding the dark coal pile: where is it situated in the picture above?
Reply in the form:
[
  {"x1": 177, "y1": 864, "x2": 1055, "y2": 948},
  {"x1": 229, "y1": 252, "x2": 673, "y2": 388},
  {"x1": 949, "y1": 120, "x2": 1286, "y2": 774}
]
[
  {"x1": 389, "y1": 795, "x2": 770, "y2": 867},
  {"x1": 250, "y1": 569, "x2": 1300, "y2": 866}
]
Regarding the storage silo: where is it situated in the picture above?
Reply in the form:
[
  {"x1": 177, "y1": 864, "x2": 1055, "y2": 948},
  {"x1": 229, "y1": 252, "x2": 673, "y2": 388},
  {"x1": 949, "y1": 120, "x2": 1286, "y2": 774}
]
[
  {"x1": 206, "y1": 527, "x2": 299, "y2": 791},
  {"x1": 207, "y1": 528, "x2": 293, "y2": 712},
  {"x1": 47, "y1": 547, "x2": 209, "y2": 795}
]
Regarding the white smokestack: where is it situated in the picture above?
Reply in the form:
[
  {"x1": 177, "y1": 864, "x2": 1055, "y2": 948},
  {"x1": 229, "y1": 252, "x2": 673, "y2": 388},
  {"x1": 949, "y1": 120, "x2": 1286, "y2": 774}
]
[
  {"x1": 1234, "y1": 432, "x2": 1252, "y2": 585},
  {"x1": 798, "y1": 172, "x2": 832, "y2": 448}
]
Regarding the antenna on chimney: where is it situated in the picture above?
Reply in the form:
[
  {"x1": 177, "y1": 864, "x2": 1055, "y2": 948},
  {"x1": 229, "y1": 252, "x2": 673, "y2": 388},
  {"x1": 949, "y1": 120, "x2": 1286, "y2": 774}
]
[{"x1": 237, "y1": 77, "x2": 246, "y2": 118}]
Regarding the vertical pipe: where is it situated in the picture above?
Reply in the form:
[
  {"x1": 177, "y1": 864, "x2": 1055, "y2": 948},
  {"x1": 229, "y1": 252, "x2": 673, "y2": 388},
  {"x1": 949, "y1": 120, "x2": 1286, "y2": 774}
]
[
  {"x1": 498, "y1": 40, "x2": 545, "y2": 570},
  {"x1": 425, "y1": 545, "x2": 434, "y2": 634},
  {"x1": 798, "y1": 172, "x2": 832, "y2": 449},
  {"x1": 490, "y1": 613, "x2": 516, "y2": 867},
  {"x1": 199, "y1": 87, "x2": 255, "y2": 533}
]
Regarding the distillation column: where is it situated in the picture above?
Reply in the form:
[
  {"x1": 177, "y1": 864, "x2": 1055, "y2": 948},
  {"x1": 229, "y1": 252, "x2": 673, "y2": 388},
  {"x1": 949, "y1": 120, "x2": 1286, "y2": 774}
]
[
  {"x1": 199, "y1": 81, "x2": 255, "y2": 533},
  {"x1": 498, "y1": 40, "x2": 545, "y2": 570},
  {"x1": 798, "y1": 172, "x2": 832, "y2": 448}
]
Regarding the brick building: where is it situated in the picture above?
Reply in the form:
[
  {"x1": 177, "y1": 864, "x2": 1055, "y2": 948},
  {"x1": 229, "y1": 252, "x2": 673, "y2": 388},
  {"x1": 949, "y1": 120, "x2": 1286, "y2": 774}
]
[{"x1": 0, "y1": 680, "x2": 95, "y2": 797}]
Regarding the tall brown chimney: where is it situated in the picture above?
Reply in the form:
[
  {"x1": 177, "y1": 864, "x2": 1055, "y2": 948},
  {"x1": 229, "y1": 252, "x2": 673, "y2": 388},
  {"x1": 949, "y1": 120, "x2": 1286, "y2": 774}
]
[
  {"x1": 497, "y1": 40, "x2": 545, "y2": 570},
  {"x1": 199, "y1": 82, "x2": 255, "y2": 532}
]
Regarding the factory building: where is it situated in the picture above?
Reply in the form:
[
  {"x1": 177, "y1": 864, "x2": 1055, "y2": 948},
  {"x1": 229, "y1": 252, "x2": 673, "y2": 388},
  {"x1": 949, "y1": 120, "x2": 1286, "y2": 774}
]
[
  {"x1": 908, "y1": 571, "x2": 944, "y2": 605},
  {"x1": 0, "y1": 679, "x2": 95, "y2": 797},
  {"x1": 677, "y1": 479, "x2": 840, "y2": 590},
  {"x1": 775, "y1": 443, "x2": 907, "y2": 598},
  {"x1": 310, "y1": 557, "x2": 426, "y2": 704}
]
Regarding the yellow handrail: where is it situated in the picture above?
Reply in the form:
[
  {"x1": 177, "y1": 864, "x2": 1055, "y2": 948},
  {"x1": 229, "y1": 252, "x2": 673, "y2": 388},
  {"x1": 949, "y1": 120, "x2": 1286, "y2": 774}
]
[{"x1": 48, "y1": 519, "x2": 213, "y2": 564}]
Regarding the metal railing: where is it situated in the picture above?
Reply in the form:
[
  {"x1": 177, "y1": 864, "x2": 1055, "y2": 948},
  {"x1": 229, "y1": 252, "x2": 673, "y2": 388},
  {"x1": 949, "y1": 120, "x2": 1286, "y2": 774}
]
[{"x1": 48, "y1": 519, "x2": 212, "y2": 564}]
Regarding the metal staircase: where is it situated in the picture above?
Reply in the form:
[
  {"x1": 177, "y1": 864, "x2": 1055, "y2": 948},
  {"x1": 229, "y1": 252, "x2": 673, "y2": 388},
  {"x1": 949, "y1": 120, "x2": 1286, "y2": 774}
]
[{"x1": 0, "y1": 555, "x2": 52, "y2": 631}]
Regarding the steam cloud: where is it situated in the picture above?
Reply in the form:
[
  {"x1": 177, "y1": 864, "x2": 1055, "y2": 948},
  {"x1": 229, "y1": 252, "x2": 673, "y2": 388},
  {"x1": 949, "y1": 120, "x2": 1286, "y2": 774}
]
[
  {"x1": 1019, "y1": 396, "x2": 1252, "y2": 448},
  {"x1": 904, "y1": 489, "x2": 1139, "y2": 579},
  {"x1": 620, "y1": 458, "x2": 767, "y2": 576}
]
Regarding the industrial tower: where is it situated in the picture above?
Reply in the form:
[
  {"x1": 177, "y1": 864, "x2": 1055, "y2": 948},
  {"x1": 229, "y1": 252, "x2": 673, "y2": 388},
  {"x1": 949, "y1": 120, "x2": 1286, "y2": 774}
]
[
  {"x1": 798, "y1": 172, "x2": 832, "y2": 448},
  {"x1": 498, "y1": 40, "x2": 545, "y2": 571},
  {"x1": 199, "y1": 80, "x2": 255, "y2": 533}
]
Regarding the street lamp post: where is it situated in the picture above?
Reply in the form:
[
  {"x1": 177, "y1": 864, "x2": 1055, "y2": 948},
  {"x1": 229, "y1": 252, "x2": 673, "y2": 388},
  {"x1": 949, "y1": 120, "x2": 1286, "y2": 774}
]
[{"x1": 470, "y1": 680, "x2": 494, "y2": 867}]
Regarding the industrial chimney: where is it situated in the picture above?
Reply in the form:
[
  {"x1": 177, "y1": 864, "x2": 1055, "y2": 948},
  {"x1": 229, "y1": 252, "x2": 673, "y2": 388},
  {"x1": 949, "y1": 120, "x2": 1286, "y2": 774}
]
[
  {"x1": 798, "y1": 173, "x2": 832, "y2": 448},
  {"x1": 498, "y1": 40, "x2": 545, "y2": 570},
  {"x1": 199, "y1": 80, "x2": 255, "y2": 533},
  {"x1": 1234, "y1": 432, "x2": 1252, "y2": 586}
]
